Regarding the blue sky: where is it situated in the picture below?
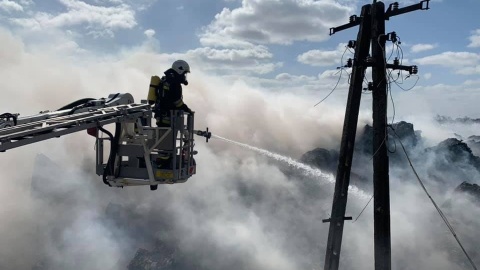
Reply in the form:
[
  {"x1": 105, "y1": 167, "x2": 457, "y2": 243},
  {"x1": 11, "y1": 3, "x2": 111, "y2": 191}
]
[
  {"x1": 1, "y1": 0, "x2": 478, "y2": 78},
  {"x1": 0, "y1": 0, "x2": 479, "y2": 120}
]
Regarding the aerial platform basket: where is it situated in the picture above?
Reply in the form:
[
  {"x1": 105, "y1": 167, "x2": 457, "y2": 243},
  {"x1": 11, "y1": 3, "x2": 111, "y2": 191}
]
[{"x1": 94, "y1": 110, "x2": 201, "y2": 187}]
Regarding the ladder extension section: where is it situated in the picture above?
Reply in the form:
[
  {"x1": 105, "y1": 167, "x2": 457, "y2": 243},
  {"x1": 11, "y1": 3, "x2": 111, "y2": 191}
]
[{"x1": 0, "y1": 104, "x2": 151, "y2": 152}]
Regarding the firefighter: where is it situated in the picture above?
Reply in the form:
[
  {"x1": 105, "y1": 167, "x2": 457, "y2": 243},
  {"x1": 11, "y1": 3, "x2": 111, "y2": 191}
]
[
  {"x1": 147, "y1": 60, "x2": 192, "y2": 127},
  {"x1": 146, "y1": 60, "x2": 193, "y2": 190}
]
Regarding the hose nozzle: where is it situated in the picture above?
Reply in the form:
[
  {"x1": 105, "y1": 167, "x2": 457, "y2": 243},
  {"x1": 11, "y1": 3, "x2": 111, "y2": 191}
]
[{"x1": 194, "y1": 128, "x2": 212, "y2": 142}]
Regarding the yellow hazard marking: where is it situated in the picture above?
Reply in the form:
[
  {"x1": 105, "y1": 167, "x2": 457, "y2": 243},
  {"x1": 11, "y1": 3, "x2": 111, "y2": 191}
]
[{"x1": 156, "y1": 170, "x2": 174, "y2": 179}]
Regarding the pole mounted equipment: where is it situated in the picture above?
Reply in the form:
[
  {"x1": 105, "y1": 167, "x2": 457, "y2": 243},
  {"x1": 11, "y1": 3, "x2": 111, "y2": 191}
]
[{"x1": 323, "y1": 1, "x2": 430, "y2": 270}]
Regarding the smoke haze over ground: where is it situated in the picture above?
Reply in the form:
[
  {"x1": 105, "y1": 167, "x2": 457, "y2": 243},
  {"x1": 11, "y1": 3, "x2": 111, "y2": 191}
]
[{"x1": 0, "y1": 24, "x2": 479, "y2": 270}]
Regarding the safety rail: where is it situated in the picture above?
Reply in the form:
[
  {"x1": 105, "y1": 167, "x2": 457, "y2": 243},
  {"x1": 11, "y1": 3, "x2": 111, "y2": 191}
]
[{"x1": 97, "y1": 110, "x2": 198, "y2": 187}]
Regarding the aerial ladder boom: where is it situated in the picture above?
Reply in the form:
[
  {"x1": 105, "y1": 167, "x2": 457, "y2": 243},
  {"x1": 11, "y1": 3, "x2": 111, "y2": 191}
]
[
  {"x1": 0, "y1": 93, "x2": 147, "y2": 151},
  {"x1": 0, "y1": 93, "x2": 211, "y2": 189}
]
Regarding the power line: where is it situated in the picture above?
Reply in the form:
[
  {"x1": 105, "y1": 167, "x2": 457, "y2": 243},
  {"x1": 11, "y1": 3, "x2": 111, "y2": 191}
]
[
  {"x1": 387, "y1": 42, "x2": 420, "y2": 91},
  {"x1": 390, "y1": 127, "x2": 478, "y2": 270},
  {"x1": 314, "y1": 46, "x2": 352, "y2": 107},
  {"x1": 384, "y1": 39, "x2": 475, "y2": 267},
  {"x1": 371, "y1": 35, "x2": 398, "y2": 160},
  {"x1": 393, "y1": 74, "x2": 420, "y2": 91},
  {"x1": 353, "y1": 195, "x2": 373, "y2": 222},
  {"x1": 314, "y1": 68, "x2": 345, "y2": 107}
]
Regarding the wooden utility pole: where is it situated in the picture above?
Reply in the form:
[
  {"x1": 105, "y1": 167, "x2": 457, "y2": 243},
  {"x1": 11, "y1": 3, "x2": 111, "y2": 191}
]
[
  {"x1": 371, "y1": 2, "x2": 391, "y2": 269},
  {"x1": 324, "y1": 1, "x2": 429, "y2": 270},
  {"x1": 323, "y1": 5, "x2": 372, "y2": 270}
]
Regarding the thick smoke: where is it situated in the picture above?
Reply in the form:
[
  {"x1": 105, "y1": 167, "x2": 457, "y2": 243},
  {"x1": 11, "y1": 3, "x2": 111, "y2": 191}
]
[{"x1": 0, "y1": 26, "x2": 479, "y2": 270}]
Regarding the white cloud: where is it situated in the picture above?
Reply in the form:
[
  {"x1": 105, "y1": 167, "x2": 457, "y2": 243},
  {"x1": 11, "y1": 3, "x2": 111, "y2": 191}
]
[
  {"x1": 423, "y1": 72, "x2": 432, "y2": 80},
  {"x1": 238, "y1": 69, "x2": 355, "y2": 106},
  {"x1": 389, "y1": 0, "x2": 442, "y2": 5},
  {"x1": 92, "y1": 0, "x2": 157, "y2": 10},
  {"x1": 456, "y1": 65, "x2": 480, "y2": 75},
  {"x1": 463, "y1": 79, "x2": 480, "y2": 86},
  {"x1": 199, "y1": 0, "x2": 352, "y2": 47},
  {"x1": 144, "y1": 28, "x2": 155, "y2": 38},
  {"x1": 17, "y1": 0, "x2": 33, "y2": 5},
  {"x1": 468, "y1": 29, "x2": 480, "y2": 48},
  {"x1": 415, "y1": 51, "x2": 480, "y2": 68},
  {"x1": 0, "y1": 0, "x2": 24, "y2": 12},
  {"x1": 297, "y1": 43, "x2": 350, "y2": 67},
  {"x1": 275, "y1": 73, "x2": 315, "y2": 82},
  {"x1": 10, "y1": 0, "x2": 137, "y2": 36},
  {"x1": 190, "y1": 45, "x2": 272, "y2": 61},
  {"x1": 414, "y1": 51, "x2": 480, "y2": 75},
  {"x1": 410, "y1": 43, "x2": 437, "y2": 53},
  {"x1": 177, "y1": 45, "x2": 281, "y2": 75}
]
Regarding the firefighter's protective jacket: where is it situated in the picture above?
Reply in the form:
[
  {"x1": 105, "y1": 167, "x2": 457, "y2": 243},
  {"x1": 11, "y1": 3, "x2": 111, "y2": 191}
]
[{"x1": 147, "y1": 68, "x2": 192, "y2": 125}]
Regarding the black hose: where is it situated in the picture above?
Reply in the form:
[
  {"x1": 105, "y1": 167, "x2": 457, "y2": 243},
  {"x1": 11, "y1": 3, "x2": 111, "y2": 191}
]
[
  {"x1": 0, "y1": 113, "x2": 17, "y2": 126},
  {"x1": 105, "y1": 93, "x2": 120, "y2": 104},
  {"x1": 57, "y1": 98, "x2": 95, "y2": 111},
  {"x1": 98, "y1": 126, "x2": 113, "y2": 140},
  {"x1": 98, "y1": 126, "x2": 113, "y2": 186},
  {"x1": 65, "y1": 93, "x2": 120, "y2": 115},
  {"x1": 60, "y1": 93, "x2": 120, "y2": 115},
  {"x1": 100, "y1": 123, "x2": 121, "y2": 186}
]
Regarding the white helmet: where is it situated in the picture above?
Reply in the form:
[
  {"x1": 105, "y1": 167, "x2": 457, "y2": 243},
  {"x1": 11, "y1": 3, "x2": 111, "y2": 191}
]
[{"x1": 172, "y1": 60, "x2": 190, "y2": 75}]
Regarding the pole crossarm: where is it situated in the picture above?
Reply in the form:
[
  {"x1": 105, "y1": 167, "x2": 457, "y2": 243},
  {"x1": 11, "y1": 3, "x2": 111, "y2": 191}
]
[
  {"x1": 329, "y1": 15, "x2": 362, "y2": 35},
  {"x1": 322, "y1": 216, "x2": 353, "y2": 223},
  {"x1": 385, "y1": 0, "x2": 430, "y2": 19},
  {"x1": 364, "y1": 61, "x2": 419, "y2": 74},
  {"x1": 386, "y1": 63, "x2": 418, "y2": 74}
]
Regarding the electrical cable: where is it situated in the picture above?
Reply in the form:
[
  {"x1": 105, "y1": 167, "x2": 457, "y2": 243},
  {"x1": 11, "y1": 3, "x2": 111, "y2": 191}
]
[
  {"x1": 388, "y1": 38, "x2": 473, "y2": 264},
  {"x1": 393, "y1": 75, "x2": 420, "y2": 91},
  {"x1": 387, "y1": 66, "x2": 401, "y2": 83},
  {"x1": 370, "y1": 35, "x2": 391, "y2": 160},
  {"x1": 389, "y1": 42, "x2": 420, "y2": 91},
  {"x1": 346, "y1": 68, "x2": 352, "y2": 85},
  {"x1": 387, "y1": 82, "x2": 397, "y2": 154},
  {"x1": 371, "y1": 34, "x2": 410, "y2": 158},
  {"x1": 314, "y1": 68, "x2": 345, "y2": 107},
  {"x1": 388, "y1": 78, "x2": 396, "y2": 125},
  {"x1": 363, "y1": 69, "x2": 371, "y2": 89},
  {"x1": 396, "y1": 36, "x2": 404, "y2": 64},
  {"x1": 387, "y1": 41, "x2": 396, "y2": 63},
  {"x1": 353, "y1": 33, "x2": 474, "y2": 268},
  {"x1": 385, "y1": 43, "x2": 475, "y2": 266},
  {"x1": 314, "y1": 46, "x2": 351, "y2": 107},
  {"x1": 390, "y1": 127, "x2": 478, "y2": 270},
  {"x1": 353, "y1": 195, "x2": 373, "y2": 223}
]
